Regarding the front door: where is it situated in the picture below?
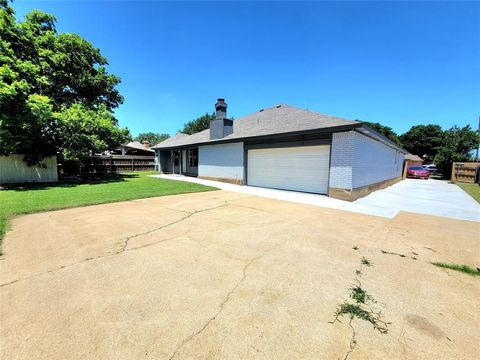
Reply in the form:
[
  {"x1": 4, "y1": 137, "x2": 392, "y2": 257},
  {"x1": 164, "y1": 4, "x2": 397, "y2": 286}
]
[{"x1": 172, "y1": 150, "x2": 181, "y2": 174}]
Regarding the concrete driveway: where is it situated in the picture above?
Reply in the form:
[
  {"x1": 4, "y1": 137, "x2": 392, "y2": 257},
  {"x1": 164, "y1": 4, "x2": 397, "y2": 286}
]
[
  {"x1": 152, "y1": 175, "x2": 480, "y2": 221},
  {"x1": 1, "y1": 191, "x2": 479, "y2": 359},
  {"x1": 355, "y1": 179, "x2": 480, "y2": 222}
]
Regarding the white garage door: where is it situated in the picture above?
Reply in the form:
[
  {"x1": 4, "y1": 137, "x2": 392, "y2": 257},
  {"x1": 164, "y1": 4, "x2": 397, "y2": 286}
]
[{"x1": 247, "y1": 145, "x2": 330, "y2": 194}]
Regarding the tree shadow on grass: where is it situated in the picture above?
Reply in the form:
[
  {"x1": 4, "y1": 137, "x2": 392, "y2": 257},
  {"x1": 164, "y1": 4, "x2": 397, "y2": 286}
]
[{"x1": 1, "y1": 173, "x2": 138, "y2": 192}]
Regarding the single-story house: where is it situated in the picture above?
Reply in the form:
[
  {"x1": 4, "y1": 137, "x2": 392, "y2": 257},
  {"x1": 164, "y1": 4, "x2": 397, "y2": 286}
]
[
  {"x1": 114, "y1": 141, "x2": 155, "y2": 156},
  {"x1": 153, "y1": 99, "x2": 407, "y2": 201}
]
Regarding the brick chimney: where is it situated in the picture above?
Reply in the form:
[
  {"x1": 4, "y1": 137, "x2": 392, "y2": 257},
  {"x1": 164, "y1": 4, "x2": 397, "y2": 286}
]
[
  {"x1": 143, "y1": 141, "x2": 150, "y2": 149},
  {"x1": 210, "y1": 98, "x2": 233, "y2": 140}
]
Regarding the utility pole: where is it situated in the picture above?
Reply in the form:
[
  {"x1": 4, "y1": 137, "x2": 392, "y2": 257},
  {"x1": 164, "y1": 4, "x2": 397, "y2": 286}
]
[{"x1": 475, "y1": 116, "x2": 480, "y2": 183}]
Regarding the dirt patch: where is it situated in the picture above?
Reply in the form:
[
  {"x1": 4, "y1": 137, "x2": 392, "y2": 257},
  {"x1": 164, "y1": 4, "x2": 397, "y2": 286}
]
[{"x1": 405, "y1": 314, "x2": 446, "y2": 340}]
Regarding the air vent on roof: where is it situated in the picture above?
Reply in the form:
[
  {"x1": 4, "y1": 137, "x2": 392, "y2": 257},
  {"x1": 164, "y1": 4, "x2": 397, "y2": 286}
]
[
  {"x1": 259, "y1": 109, "x2": 264, "y2": 112},
  {"x1": 275, "y1": 104, "x2": 282, "y2": 108}
]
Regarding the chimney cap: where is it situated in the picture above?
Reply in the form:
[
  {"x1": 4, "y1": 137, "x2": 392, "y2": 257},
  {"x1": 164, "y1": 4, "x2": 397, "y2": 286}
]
[{"x1": 217, "y1": 98, "x2": 225, "y2": 102}]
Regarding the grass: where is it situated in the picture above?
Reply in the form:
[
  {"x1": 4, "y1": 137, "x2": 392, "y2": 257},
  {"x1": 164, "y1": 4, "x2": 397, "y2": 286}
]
[
  {"x1": 361, "y1": 257, "x2": 373, "y2": 267},
  {"x1": 350, "y1": 285, "x2": 374, "y2": 304},
  {"x1": 334, "y1": 303, "x2": 389, "y2": 334},
  {"x1": 457, "y1": 182, "x2": 480, "y2": 203},
  {"x1": 0, "y1": 172, "x2": 216, "y2": 253},
  {"x1": 432, "y1": 262, "x2": 480, "y2": 276}
]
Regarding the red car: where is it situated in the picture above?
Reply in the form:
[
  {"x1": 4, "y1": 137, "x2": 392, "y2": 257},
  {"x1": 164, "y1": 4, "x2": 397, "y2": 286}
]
[{"x1": 407, "y1": 166, "x2": 430, "y2": 179}]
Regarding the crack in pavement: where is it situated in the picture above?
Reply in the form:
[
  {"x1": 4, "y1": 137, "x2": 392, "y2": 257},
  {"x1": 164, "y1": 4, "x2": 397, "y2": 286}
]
[
  {"x1": 228, "y1": 202, "x2": 279, "y2": 216},
  {"x1": 168, "y1": 255, "x2": 263, "y2": 360},
  {"x1": 344, "y1": 317, "x2": 357, "y2": 360},
  {"x1": 0, "y1": 278, "x2": 19, "y2": 288},
  {"x1": 0, "y1": 203, "x2": 229, "y2": 289}
]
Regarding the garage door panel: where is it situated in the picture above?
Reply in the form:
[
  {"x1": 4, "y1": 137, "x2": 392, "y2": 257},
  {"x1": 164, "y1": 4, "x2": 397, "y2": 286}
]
[{"x1": 247, "y1": 145, "x2": 330, "y2": 194}]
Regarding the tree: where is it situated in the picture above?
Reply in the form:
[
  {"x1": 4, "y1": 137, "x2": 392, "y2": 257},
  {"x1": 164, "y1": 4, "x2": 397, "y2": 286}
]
[
  {"x1": 361, "y1": 121, "x2": 402, "y2": 146},
  {"x1": 134, "y1": 132, "x2": 169, "y2": 146},
  {"x1": 56, "y1": 104, "x2": 131, "y2": 160},
  {"x1": 434, "y1": 125, "x2": 479, "y2": 179},
  {"x1": 180, "y1": 112, "x2": 215, "y2": 135},
  {"x1": 0, "y1": 1, "x2": 130, "y2": 164},
  {"x1": 399, "y1": 125, "x2": 444, "y2": 161}
]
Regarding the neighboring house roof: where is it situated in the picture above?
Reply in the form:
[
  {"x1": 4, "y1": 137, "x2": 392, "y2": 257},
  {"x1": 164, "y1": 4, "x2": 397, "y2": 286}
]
[
  {"x1": 123, "y1": 141, "x2": 155, "y2": 153},
  {"x1": 405, "y1": 153, "x2": 423, "y2": 162},
  {"x1": 153, "y1": 104, "x2": 407, "y2": 153}
]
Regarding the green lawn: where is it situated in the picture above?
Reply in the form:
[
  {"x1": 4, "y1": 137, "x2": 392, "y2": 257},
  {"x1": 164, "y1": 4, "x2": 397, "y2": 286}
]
[
  {"x1": 0, "y1": 172, "x2": 216, "y2": 253},
  {"x1": 457, "y1": 182, "x2": 480, "y2": 203}
]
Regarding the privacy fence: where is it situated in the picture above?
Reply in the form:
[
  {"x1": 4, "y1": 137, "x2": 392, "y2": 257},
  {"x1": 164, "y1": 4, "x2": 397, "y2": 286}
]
[
  {"x1": 0, "y1": 154, "x2": 58, "y2": 184},
  {"x1": 78, "y1": 155, "x2": 156, "y2": 174},
  {"x1": 451, "y1": 162, "x2": 479, "y2": 184}
]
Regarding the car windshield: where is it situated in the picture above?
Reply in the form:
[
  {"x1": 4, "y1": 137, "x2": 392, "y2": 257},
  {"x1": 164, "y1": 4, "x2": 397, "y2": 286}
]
[{"x1": 409, "y1": 166, "x2": 424, "y2": 170}]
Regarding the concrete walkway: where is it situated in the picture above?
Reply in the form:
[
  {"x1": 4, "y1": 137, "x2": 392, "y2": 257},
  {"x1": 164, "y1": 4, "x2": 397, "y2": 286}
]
[{"x1": 151, "y1": 175, "x2": 480, "y2": 222}]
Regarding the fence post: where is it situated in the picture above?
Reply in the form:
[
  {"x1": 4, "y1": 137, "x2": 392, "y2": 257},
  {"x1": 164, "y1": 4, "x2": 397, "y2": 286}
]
[{"x1": 451, "y1": 163, "x2": 456, "y2": 183}]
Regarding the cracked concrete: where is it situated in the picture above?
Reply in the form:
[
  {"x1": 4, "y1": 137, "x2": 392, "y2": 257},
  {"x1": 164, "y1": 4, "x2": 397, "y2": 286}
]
[
  {"x1": 1, "y1": 190, "x2": 479, "y2": 359},
  {"x1": 169, "y1": 255, "x2": 263, "y2": 360}
]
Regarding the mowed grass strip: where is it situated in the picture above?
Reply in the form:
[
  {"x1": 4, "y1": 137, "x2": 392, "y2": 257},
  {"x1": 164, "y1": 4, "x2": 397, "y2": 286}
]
[
  {"x1": 0, "y1": 172, "x2": 216, "y2": 253},
  {"x1": 457, "y1": 182, "x2": 480, "y2": 203}
]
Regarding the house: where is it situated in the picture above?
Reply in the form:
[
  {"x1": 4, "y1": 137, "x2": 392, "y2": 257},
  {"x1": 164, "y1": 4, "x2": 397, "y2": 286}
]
[
  {"x1": 114, "y1": 141, "x2": 155, "y2": 156},
  {"x1": 153, "y1": 99, "x2": 407, "y2": 201}
]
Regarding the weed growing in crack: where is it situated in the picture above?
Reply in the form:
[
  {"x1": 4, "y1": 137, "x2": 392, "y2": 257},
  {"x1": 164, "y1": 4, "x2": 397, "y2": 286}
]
[
  {"x1": 381, "y1": 249, "x2": 419, "y2": 261},
  {"x1": 330, "y1": 251, "x2": 389, "y2": 360},
  {"x1": 361, "y1": 257, "x2": 373, "y2": 267},
  {"x1": 353, "y1": 245, "x2": 359, "y2": 251},
  {"x1": 350, "y1": 285, "x2": 374, "y2": 304},
  {"x1": 333, "y1": 303, "x2": 389, "y2": 334},
  {"x1": 381, "y1": 250, "x2": 406, "y2": 257}
]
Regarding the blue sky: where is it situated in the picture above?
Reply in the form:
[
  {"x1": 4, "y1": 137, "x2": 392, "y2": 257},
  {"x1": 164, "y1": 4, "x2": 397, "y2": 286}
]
[{"x1": 13, "y1": 1, "x2": 480, "y2": 137}]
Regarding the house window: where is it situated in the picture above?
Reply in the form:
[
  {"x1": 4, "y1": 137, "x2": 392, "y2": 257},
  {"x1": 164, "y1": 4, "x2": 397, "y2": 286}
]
[{"x1": 188, "y1": 148, "x2": 198, "y2": 167}]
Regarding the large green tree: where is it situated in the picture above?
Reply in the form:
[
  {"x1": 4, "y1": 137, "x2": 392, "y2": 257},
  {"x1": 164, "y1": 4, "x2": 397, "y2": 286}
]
[
  {"x1": 361, "y1": 121, "x2": 402, "y2": 146},
  {"x1": 134, "y1": 132, "x2": 169, "y2": 146},
  {"x1": 434, "y1": 125, "x2": 479, "y2": 179},
  {"x1": 399, "y1": 124, "x2": 444, "y2": 161},
  {"x1": 0, "y1": 1, "x2": 130, "y2": 164},
  {"x1": 180, "y1": 112, "x2": 215, "y2": 135}
]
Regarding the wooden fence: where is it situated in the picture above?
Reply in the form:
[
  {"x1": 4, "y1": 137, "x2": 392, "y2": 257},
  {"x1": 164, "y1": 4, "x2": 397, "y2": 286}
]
[
  {"x1": 451, "y1": 162, "x2": 479, "y2": 183},
  {"x1": 79, "y1": 155, "x2": 156, "y2": 174}
]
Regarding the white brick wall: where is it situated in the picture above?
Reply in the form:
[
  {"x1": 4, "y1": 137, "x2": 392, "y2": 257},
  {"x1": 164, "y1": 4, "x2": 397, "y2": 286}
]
[
  {"x1": 329, "y1": 131, "x2": 354, "y2": 189},
  {"x1": 330, "y1": 131, "x2": 403, "y2": 190},
  {"x1": 352, "y1": 132, "x2": 402, "y2": 188}
]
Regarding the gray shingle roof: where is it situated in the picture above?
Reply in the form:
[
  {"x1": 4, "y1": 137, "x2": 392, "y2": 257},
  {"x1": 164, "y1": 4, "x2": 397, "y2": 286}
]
[
  {"x1": 152, "y1": 104, "x2": 359, "y2": 149},
  {"x1": 124, "y1": 141, "x2": 155, "y2": 152}
]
